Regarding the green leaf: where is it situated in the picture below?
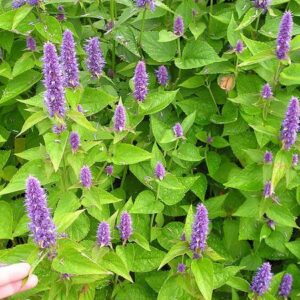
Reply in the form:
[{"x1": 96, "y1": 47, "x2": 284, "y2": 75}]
[
  {"x1": 116, "y1": 244, "x2": 165, "y2": 272},
  {"x1": 130, "y1": 190, "x2": 164, "y2": 214},
  {"x1": 225, "y1": 164, "x2": 263, "y2": 191},
  {"x1": 112, "y1": 144, "x2": 152, "y2": 165},
  {"x1": 0, "y1": 201, "x2": 13, "y2": 239},
  {"x1": 140, "y1": 90, "x2": 178, "y2": 115},
  {"x1": 12, "y1": 6, "x2": 33, "y2": 29},
  {"x1": 67, "y1": 110, "x2": 97, "y2": 132},
  {"x1": 0, "y1": 70, "x2": 42, "y2": 105},
  {"x1": 12, "y1": 53, "x2": 35, "y2": 78},
  {"x1": 191, "y1": 258, "x2": 214, "y2": 300},
  {"x1": 142, "y1": 31, "x2": 177, "y2": 62},
  {"x1": 173, "y1": 143, "x2": 203, "y2": 162},
  {"x1": 271, "y1": 150, "x2": 291, "y2": 189},
  {"x1": 158, "y1": 241, "x2": 189, "y2": 269},
  {"x1": 158, "y1": 275, "x2": 193, "y2": 300},
  {"x1": 101, "y1": 251, "x2": 132, "y2": 282},
  {"x1": 189, "y1": 22, "x2": 206, "y2": 40},
  {"x1": 35, "y1": 15, "x2": 62, "y2": 43},
  {"x1": 0, "y1": 160, "x2": 59, "y2": 196},
  {"x1": 175, "y1": 39, "x2": 225, "y2": 70},
  {"x1": 44, "y1": 132, "x2": 68, "y2": 172},
  {"x1": 266, "y1": 204, "x2": 297, "y2": 228},
  {"x1": 236, "y1": 8, "x2": 261, "y2": 31},
  {"x1": 52, "y1": 241, "x2": 108, "y2": 275},
  {"x1": 83, "y1": 187, "x2": 122, "y2": 205},
  {"x1": 18, "y1": 111, "x2": 47, "y2": 136},
  {"x1": 54, "y1": 210, "x2": 85, "y2": 232},
  {"x1": 158, "y1": 30, "x2": 178, "y2": 42},
  {"x1": 80, "y1": 87, "x2": 117, "y2": 116},
  {"x1": 285, "y1": 240, "x2": 300, "y2": 259},
  {"x1": 279, "y1": 64, "x2": 300, "y2": 86},
  {"x1": 130, "y1": 232, "x2": 151, "y2": 251},
  {"x1": 238, "y1": 49, "x2": 275, "y2": 67}
]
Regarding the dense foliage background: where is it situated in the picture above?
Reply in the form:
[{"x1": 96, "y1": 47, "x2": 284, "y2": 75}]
[{"x1": 0, "y1": 0, "x2": 300, "y2": 299}]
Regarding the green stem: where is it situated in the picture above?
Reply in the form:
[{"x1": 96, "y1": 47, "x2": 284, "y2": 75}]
[
  {"x1": 22, "y1": 250, "x2": 48, "y2": 287},
  {"x1": 273, "y1": 61, "x2": 282, "y2": 88},
  {"x1": 120, "y1": 166, "x2": 128, "y2": 188},
  {"x1": 173, "y1": 38, "x2": 182, "y2": 87},
  {"x1": 168, "y1": 139, "x2": 179, "y2": 169},
  {"x1": 96, "y1": 162, "x2": 107, "y2": 182},
  {"x1": 254, "y1": 15, "x2": 260, "y2": 39},
  {"x1": 110, "y1": 0, "x2": 116, "y2": 72},
  {"x1": 207, "y1": 82, "x2": 220, "y2": 114},
  {"x1": 138, "y1": 8, "x2": 147, "y2": 55}
]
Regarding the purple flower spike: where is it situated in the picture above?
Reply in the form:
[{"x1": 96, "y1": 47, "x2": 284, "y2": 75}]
[
  {"x1": 177, "y1": 263, "x2": 185, "y2": 273},
  {"x1": 276, "y1": 11, "x2": 293, "y2": 60},
  {"x1": 292, "y1": 154, "x2": 298, "y2": 167},
  {"x1": 26, "y1": 36, "x2": 36, "y2": 51},
  {"x1": 52, "y1": 124, "x2": 66, "y2": 135},
  {"x1": 70, "y1": 132, "x2": 80, "y2": 153},
  {"x1": 261, "y1": 83, "x2": 273, "y2": 99},
  {"x1": 77, "y1": 104, "x2": 84, "y2": 113},
  {"x1": 136, "y1": 0, "x2": 156, "y2": 11},
  {"x1": 114, "y1": 103, "x2": 126, "y2": 132},
  {"x1": 97, "y1": 222, "x2": 111, "y2": 247},
  {"x1": 155, "y1": 162, "x2": 166, "y2": 180},
  {"x1": 119, "y1": 212, "x2": 133, "y2": 242},
  {"x1": 174, "y1": 16, "x2": 184, "y2": 37},
  {"x1": 27, "y1": 0, "x2": 39, "y2": 5},
  {"x1": 251, "y1": 262, "x2": 273, "y2": 296},
  {"x1": 133, "y1": 61, "x2": 149, "y2": 102},
  {"x1": 253, "y1": 0, "x2": 270, "y2": 11},
  {"x1": 12, "y1": 0, "x2": 26, "y2": 8},
  {"x1": 264, "y1": 151, "x2": 273, "y2": 164},
  {"x1": 173, "y1": 123, "x2": 183, "y2": 138},
  {"x1": 281, "y1": 97, "x2": 300, "y2": 150},
  {"x1": 43, "y1": 42, "x2": 66, "y2": 118},
  {"x1": 61, "y1": 30, "x2": 79, "y2": 88},
  {"x1": 180, "y1": 233, "x2": 186, "y2": 241},
  {"x1": 267, "y1": 219, "x2": 276, "y2": 230},
  {"x1": 278, "y1": 273, "x2": 293, "y2": 298},
  {"x1": 84, "y1": 37, "x2": 105, "y2": 78},
  {"x1": 263, "y1": 181, "x2": 273, "y2": 198},
  {"x1": 155, "y1": 65, "x2": 168, "y2": 86},
  {"x1": 105, "y1": 165, "x2": 113, "y2": 176},
  {"x1": 235, "y1": 40, "x2": 244, "y2": 54},
  {"x1": 25, "y1": 176, "x2": 57, "y2": 249},
  {"x1": 190, "y1": 203, "x2": 209, "y2": 256},
  {"x1": 80, "y1": 165, "x2": 92, "y2": 189}
]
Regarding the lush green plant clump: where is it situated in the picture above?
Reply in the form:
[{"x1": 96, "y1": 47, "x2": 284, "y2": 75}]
[{"x1": 0, "y1": 0, "x2": 300, "y2": 299}]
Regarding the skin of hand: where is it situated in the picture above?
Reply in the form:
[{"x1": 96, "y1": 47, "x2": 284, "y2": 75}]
[{"x1": 0, "y1": 263, "x2": 38, "y2": 299}]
